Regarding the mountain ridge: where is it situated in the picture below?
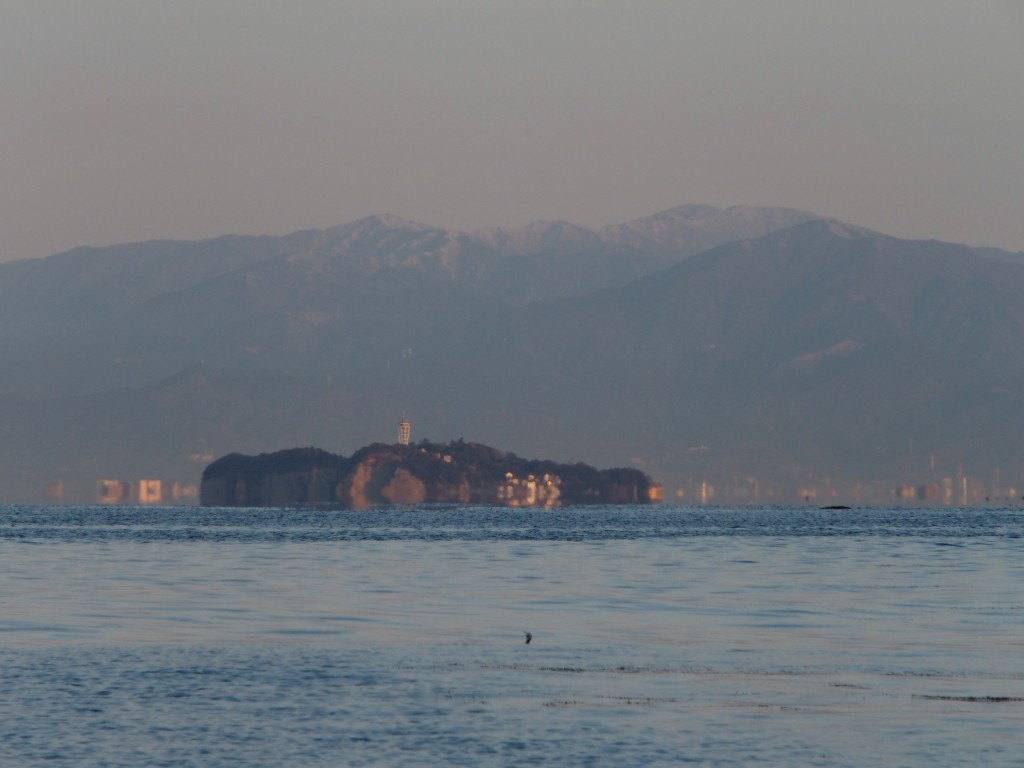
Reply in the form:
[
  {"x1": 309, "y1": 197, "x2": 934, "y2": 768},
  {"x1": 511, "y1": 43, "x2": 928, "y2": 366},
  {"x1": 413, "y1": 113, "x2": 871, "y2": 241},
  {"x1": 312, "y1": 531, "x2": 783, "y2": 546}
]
[{"x1": 2, "y1": 204, "x2": 1024, "y2": 504}]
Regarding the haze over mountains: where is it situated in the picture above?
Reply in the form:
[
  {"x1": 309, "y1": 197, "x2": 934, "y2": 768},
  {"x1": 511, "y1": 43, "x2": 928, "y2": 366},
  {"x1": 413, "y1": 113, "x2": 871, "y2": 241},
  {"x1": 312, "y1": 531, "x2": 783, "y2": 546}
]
[{"x1": 3, "y1": 204, "x2": 1023, "y2": 505}]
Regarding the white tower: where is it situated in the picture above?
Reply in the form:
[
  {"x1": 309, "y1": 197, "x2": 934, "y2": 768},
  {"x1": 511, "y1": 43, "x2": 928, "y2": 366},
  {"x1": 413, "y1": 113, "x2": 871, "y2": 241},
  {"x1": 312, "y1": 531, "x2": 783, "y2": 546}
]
[{"x1": 398, "y1": 416, "x2": 411, "y2": 445}]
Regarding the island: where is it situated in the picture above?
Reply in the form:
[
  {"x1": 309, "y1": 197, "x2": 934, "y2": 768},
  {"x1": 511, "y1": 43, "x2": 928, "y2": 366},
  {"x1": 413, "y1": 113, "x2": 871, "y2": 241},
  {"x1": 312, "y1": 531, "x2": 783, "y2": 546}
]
[{"x1": 200, "y1": 440, "x2": 662, "y2": 508}]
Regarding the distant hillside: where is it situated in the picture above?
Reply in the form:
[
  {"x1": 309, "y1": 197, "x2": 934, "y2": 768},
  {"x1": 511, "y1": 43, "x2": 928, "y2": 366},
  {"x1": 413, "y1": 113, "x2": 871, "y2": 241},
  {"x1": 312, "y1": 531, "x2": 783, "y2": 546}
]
[
  {"x1": 2, "y1": 205, "x2": 1024, "y2": 505},
  {"x1": 0, "y1": 204, "x2": 822, "y2": 399},
  {"x1": 421, "y1": 219, "x2": 1024, "y2": 499}
]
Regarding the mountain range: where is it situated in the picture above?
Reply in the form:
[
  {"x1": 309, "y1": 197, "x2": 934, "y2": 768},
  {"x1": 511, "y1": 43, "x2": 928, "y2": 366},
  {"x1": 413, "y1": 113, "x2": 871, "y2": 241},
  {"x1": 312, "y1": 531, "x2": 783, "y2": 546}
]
[{"x1": 2, "y1": 204, "x2": 1022, "y2": 505}]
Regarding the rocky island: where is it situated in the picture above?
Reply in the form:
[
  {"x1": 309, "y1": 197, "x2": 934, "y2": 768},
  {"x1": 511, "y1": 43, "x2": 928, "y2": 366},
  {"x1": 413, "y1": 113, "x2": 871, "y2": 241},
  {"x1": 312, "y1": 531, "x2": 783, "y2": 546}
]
[{"x1": 200, "y1": 440, "x2": 661, "y2": 508}]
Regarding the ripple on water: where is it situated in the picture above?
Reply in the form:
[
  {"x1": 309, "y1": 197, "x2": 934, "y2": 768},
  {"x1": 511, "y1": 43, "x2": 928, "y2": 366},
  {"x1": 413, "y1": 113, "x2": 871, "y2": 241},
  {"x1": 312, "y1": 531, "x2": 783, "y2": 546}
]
[{"x1": 0, "y1": 504, "x2": 1021, "y2": 766}]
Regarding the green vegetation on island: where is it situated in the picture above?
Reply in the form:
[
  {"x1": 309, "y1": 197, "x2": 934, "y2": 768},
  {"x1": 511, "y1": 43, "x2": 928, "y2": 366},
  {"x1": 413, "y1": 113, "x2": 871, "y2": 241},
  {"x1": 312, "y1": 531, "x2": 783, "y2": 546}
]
[{"x1": 200, "y1": 440, "x2": 661, "y2": 508}]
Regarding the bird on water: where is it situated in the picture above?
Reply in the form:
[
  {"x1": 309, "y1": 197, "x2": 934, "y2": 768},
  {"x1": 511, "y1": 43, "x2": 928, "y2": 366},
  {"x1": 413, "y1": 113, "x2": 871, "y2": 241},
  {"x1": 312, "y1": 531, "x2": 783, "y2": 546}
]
[{"x1": 524, "y1": 631, "x2": 532, "y2": 644}]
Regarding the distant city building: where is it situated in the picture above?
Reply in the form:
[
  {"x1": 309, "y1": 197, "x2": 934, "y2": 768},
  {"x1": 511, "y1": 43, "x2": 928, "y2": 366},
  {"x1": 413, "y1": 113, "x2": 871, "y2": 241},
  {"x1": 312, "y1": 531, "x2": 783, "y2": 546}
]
[
  {"x1": 96, "y1": 478, "x2": 197, "y2": 505},
  {"x1": 398, "y1": 416, "x2": 411, "y2": 445},
  {"x1": 138, "y1": 479, "x2": 162, "y2": 504},
  {"x1": 97, "y1": 479, "x2": 132, "y2": 504},
  {"x1": 46, "y1": 479, "x2": 64, "y2": 503}
]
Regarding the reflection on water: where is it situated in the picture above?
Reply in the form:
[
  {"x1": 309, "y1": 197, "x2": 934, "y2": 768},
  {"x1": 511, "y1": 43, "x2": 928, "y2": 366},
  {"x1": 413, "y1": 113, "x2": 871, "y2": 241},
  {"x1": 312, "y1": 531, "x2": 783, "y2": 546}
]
[{"x1": 0, "y1": 505, "x2": 1022, "y2": 766}]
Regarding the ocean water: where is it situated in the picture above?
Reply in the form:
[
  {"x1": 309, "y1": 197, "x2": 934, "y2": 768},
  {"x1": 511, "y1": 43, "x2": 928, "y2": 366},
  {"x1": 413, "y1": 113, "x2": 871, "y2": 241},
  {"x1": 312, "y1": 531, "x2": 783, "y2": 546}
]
[{"x1": 0, "y1": 505, "x2": 1021, "y2": 766}]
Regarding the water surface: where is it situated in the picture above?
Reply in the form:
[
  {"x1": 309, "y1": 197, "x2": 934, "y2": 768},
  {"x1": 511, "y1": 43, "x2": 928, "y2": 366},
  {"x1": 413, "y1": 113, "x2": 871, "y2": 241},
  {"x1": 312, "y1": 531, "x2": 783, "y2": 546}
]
[{"x1": 1, "y1": 505, "x2": 1021, "y2": 766}]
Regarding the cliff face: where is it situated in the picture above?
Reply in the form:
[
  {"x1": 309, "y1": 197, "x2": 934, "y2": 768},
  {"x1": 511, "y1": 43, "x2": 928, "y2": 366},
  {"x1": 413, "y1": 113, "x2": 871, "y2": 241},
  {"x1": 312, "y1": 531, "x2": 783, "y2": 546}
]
[{"x1": 200, "y1": 441, "x2": 660, "y2": 508}]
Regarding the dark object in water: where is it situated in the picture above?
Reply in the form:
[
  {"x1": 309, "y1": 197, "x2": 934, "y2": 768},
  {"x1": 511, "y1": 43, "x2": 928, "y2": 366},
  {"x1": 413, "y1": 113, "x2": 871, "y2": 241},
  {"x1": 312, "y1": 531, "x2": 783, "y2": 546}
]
[
  {"x1": 913, "y1": 694, "x2": 1024, "y2": 703},
  {"x1": 820, "y1": 505, "x2": 852, "y2": 510},
  {"x1": 524, "y1": 631, "x2": 532, "y2": 644}
]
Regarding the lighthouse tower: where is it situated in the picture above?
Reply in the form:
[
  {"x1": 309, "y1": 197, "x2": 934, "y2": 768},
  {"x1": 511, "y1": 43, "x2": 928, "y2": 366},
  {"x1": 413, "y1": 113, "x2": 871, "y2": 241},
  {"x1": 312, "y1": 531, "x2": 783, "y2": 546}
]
[{"x1": 397, "y1": 416, "x2": 411, "y2": 445}]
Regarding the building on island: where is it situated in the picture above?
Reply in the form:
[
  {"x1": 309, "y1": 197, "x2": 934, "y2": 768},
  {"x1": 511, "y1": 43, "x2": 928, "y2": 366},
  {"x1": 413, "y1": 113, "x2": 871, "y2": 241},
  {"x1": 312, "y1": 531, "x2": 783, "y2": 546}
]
[{"x1": 398, "y1": 416, "x2": 411, "y2": 446}]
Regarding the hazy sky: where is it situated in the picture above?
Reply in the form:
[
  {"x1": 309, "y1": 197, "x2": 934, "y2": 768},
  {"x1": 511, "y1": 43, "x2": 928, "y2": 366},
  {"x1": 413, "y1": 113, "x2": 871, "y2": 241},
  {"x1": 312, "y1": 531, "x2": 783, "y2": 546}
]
[{"x1": 3, "y1": 1, "x2": 1023, "y2": 261}]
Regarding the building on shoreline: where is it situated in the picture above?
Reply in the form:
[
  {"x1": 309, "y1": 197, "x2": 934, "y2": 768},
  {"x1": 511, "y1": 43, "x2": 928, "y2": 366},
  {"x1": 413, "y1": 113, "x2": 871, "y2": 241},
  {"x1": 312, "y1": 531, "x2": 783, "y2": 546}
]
[{"x1": 96, "y1": 479, "x2": 197, "y2": 505}]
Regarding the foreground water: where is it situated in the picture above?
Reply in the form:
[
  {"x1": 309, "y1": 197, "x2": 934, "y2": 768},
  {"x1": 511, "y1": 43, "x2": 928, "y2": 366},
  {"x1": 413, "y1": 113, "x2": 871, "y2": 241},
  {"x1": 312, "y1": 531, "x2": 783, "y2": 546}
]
[{"x1": 1, "y1": 505, "x2": 1021, "y2": 766}]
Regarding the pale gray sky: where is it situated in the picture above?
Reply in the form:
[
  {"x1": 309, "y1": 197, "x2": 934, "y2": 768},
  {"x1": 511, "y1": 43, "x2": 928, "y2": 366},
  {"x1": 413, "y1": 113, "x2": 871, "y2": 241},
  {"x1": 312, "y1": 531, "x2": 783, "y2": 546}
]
[{"x1": 3, "y1": 0, "x2": 1023, "y2": 261}]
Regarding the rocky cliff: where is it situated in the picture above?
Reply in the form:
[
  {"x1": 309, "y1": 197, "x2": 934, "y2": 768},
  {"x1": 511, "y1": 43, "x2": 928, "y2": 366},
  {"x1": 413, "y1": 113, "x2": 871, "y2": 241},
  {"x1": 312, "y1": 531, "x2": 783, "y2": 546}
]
[{"x1": 200, "y1": 441, "x2": 661, "y2": 508}]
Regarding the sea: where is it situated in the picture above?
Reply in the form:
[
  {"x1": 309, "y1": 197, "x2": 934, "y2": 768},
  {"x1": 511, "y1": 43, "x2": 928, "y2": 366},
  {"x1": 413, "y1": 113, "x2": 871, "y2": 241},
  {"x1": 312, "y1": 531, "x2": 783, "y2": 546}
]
[{"x1": 0, "y1": 504, "x2": 1021, "y2": 767}]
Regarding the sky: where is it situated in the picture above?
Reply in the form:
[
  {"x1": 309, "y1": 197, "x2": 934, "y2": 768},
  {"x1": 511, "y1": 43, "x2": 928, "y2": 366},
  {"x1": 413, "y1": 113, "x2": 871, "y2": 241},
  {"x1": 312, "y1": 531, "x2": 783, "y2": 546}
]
[{"x1": 3, "y1": 1, "x2": 1024, "y2": 261}]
